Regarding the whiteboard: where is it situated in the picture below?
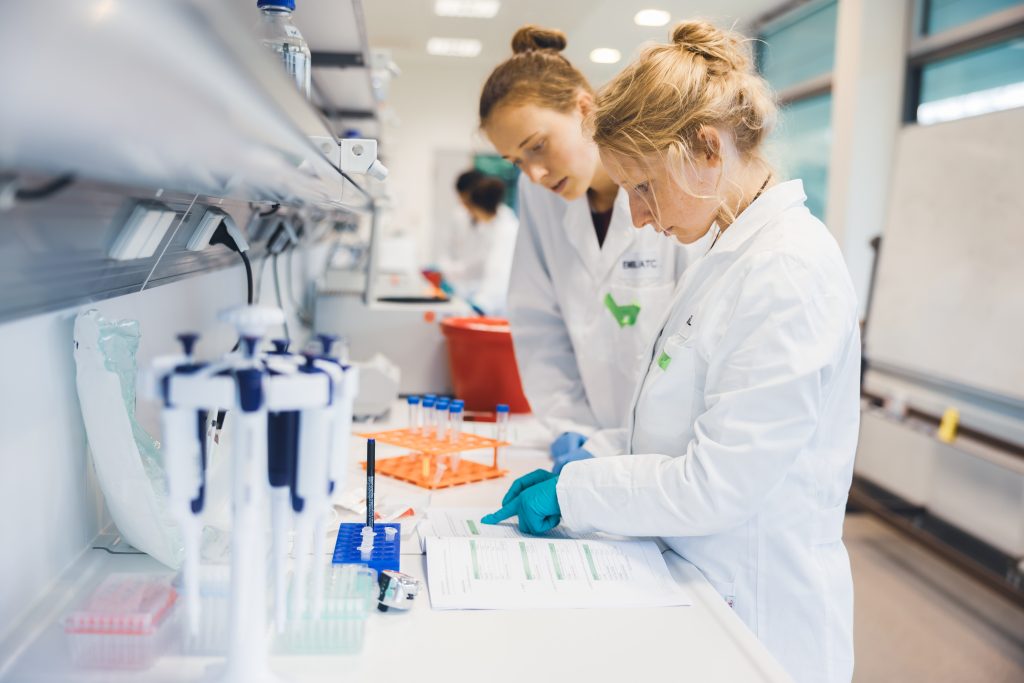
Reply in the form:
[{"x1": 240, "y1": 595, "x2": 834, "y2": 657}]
[{"x1": 865, "y1": 107, "x2": 1024, "y2": 403}]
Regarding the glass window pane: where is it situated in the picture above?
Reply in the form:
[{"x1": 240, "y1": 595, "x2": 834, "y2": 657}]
[
  {"x1": 758, "y1": 0, "x2": 838, "y2": 92},
  {"x1": 917, "y1": 38, "x2": 1024, "y2": 124},
  {"x1": 770, "y1": 94, "x2": 833, "y2": 220},
  {"x1": 923, "y1": 0, "x2": 1023, "y2": 35}
]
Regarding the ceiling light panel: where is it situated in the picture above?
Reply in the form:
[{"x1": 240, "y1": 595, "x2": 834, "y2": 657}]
[
  {"x1": 634, "y1": 9, "x2": 671, "y2": 27},
  {"x1": 427, "y1": 37, "x2": 483, "y2": 57},
  {"x1": 589, "y1": 48, "x2": 622, "y2": 64},
  {"x1": 434, "y1": 0, "x2": 501, "y2": 18}
]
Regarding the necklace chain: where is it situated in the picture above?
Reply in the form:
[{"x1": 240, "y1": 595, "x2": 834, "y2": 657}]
[{"x1": 708, "y1": 173, "x2": 772, "y2": 252}]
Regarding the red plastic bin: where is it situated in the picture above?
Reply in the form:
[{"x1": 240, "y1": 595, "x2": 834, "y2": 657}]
[{"x1": 440, "y1": 317, "x2": 531, "y2": 414}]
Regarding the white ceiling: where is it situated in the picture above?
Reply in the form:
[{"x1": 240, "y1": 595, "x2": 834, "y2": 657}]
[{"x1": 361, "y1": 0, "x2": 789, "y2": 86}]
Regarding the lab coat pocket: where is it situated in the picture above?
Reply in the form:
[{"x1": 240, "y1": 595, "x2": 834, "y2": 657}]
[
  {"x1": 634, "y1": 332, "x2": 699, "y2": 454},
  {"x1": 656, "y1": 332, "x2": 695, "y2": 373},
  {"x1": 813, "y1": 502, "x2": 847, "y2": 545},
  {"x1": 702, "y1": 572, "x2": 737, "y2": 611}
]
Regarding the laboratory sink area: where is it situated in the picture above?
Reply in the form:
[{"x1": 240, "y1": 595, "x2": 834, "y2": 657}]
[{"x1": 2, "y1": 1, "x2": 1024, "y2": 682}]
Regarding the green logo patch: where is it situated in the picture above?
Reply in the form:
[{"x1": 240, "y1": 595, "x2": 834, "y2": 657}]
[
  {"x1": 604, "y1": 293, "x2": 641, "y2": 328},
  {"x1": 657, "y1": 350, "x2": 672, "y2": 370}
]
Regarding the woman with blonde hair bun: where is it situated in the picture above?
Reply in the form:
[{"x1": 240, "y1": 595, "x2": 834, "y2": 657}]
[
  {"x1": 477, "y1": 25, "x2": 701, "y2": 471},
  {"x1": 484, "y1": 20, "x2": 859, "y2": 683}
]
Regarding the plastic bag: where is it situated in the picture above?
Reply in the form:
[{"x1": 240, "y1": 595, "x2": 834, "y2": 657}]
[{"x1": 74, "y1": 310, "x2": 182, "y2": 568}]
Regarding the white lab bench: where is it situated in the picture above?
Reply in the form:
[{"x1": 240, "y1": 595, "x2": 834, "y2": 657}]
[{"x1": 1, "y1": 412, "x2": 793, "y2": 683}]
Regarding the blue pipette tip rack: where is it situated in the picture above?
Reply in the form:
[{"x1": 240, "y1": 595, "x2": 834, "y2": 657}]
[{"x1": 332, "y1": 523, "x2": 400, "y2": 574}]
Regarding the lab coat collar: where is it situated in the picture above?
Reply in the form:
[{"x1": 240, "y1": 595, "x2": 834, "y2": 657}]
[
  {"x1": 594, "y1": 188, "x2": 637, "y2": 282},
  {"x1": 561, "y1": 187, "x2": 634, "y2": 282},
  {"x1": 709, "y1": 179, "x2": 807, "y2": 255},
  {"x1": 562, "y1": 194, "x2": 601, "y2": 280}
]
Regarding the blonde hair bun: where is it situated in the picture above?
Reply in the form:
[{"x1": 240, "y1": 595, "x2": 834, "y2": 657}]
[
  {"x1": 592, "y1": 19, "x2": 776, "y2": 171},
  {"x1": 511, "y1": 25, "x2": 568, "y2": 54},
  {"x1": 671, "y1": 20, "x2": 751, "y2": 72}
]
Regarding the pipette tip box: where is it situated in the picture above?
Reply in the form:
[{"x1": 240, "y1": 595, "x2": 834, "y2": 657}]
[
  {"x1": 332, "y1": 522, "x2": 400, "y2": 574},
  {"x1": 64, "y1": 573, "x2": 177, "y2": 670},
  {"x1": 276, "y1": 564, "x2": 377, "y2": 655}
]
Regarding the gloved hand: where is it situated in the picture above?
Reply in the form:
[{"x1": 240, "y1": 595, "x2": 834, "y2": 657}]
[
  {"x1": 550, "y1": 431, "x2": 587, "y2": 459},
  {"x1": 499, "y1": 469, "x2": 557, "y2": 507},
  {"x1": 552, "y1": 446, "x2": 593, "y2": 475},
  {"x1": 481, "y1": 472, "x2": 561, "y2": 535}
]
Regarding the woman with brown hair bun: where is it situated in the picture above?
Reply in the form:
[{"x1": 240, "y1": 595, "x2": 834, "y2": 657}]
[
  {"x1": 485, "y1": 21, "x2": 859, "y2": 683},
  {"x1": 461, "y1": 175, "x2": 518, "y2": 315},
  {"x1": 478, "y1": 25, "x2": 701, "y2": 470}
]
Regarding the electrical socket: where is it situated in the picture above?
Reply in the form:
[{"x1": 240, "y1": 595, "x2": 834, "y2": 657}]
[
  {"x1": 108, "y1": 203, "x2": 177, "y2": 261},
  {"x1": 187, "y1": 208, "x2": 249, "y2": 253}
]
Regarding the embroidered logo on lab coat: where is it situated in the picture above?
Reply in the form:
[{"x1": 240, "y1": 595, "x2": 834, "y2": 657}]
[
  {"x1": 619, "y1": 251, "x2": 662, "y2": 285},
  {"x1": 604, "y1": 293, "x2": 641, "y2": 328}
]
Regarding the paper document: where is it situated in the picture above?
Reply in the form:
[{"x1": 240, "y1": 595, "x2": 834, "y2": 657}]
[{"x1": 426, "y1": 535, "x2": 692, "y2": 610}]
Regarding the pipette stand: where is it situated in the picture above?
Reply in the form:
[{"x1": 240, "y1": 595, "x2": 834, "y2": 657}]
[
  {"x1": 152, "y1": 306, "x2": 338, "y2": 683},
  {"x1": 356, "y1": 429, "x2": 509, "y2": 489}
]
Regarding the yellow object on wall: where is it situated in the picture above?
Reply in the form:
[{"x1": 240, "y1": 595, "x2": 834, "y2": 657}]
[{"x1": 937, "y1": 407, "x2": 960, "y2": 443}]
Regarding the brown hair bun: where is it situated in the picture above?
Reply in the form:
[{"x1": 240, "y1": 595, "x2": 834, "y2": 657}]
[
  {"x1": 511, "y1": 25, "x2": 568, "y2": 54},
  {"x1": 479, "y1": 24, "x2": 590, "y2": 124}
]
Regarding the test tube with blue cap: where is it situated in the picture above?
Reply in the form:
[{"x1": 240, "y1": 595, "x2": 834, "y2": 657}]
[
  {"x1": 448, "y1": 402, "x2": 465, "y2": 472},
  {"x1": 449, "y1": 401, "x2": 463, "y2": 442},
  {"x1": 407, "y1": 395, "x2": 421, "y2": 434},
  {"x1": 496, "y1": 403, "x2": 510, "y2": 469},
  {"x1": 435, "y1": 398, "x2": 450, "y2": 441},
  {"x1": 421, "y1": 396, "x2": 436, "y2": 437}
]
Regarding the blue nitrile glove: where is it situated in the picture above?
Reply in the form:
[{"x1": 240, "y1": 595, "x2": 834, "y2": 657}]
[
  {"x1": 552, "y1": 446, "x2": 593, "y2": 475},
  {"x1": 499, "y1": 469, "x2": 557, "y2": 506},
  {"x1": 550, "y1": 431, "x2": 587, "y2": 459},
  {"x1": 481, "y1": 474, "x2": 561, "y2": 535}
]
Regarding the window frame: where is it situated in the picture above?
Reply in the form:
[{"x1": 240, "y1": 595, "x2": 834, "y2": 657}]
[
  {"x1": 905, "y1": 2, "x2": 1024, "y2": 122},
  {"x1": 752, "y1": 0, "x2": 838, "y2": 221},
  {"x1": 754, "y1": 0, "x2": 837, "y2": 105}
]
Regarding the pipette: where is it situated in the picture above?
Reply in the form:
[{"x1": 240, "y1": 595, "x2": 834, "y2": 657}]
[
  {"x1": 309, "y1": 334, "x2": 353, "y2": 619},
  {"x1": 316, "y1": 336, "x2": 358, "y2": 497},
  {"x1": 158, "y1": 333, "x2": 207, "y2": 636},
  {"x1": 264, "y1": 337, "x2": 300, "y2": 632},
  {"x1": 290, "y1": 354, "x2": 334, "y2": 620},
  {"x1": 217, "y1": 305, "x2": 282, "y2": 681}
]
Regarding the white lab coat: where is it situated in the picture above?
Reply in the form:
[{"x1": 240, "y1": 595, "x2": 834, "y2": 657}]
[
  {"x1": 440, "y1": 205, "x2": 518, "y2": 315},
  {"x1": 437, "y1": 207, "x2": 489, "y2": 294},
  {"x1": 557, "y1": 181, "x2": 860, "y2": 683},
  {"x1": 508, "y1": 174, "x2": 695, "y2": 456},
  {"x1": 467, "y1": 204, "x2": 518, "y2": 316}
]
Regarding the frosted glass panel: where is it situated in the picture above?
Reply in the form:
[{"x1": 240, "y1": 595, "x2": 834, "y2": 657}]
[
  {"x1": 758, "y1": 1, "x2": 838, "y2": 92},
  {"x1": 771, "y1": 94, "x2": 832, "y2": 220}
]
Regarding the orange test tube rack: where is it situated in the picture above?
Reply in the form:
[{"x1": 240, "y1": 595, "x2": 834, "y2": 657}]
[{"x1": 356, "y1": 428, "x2": 509, "y2": 490}]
